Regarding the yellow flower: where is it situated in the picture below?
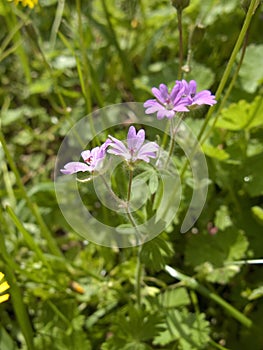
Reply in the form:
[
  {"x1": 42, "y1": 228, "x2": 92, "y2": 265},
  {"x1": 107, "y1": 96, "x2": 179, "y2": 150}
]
[
  {"x1": 9, "y1": 0, "x2": 38, "y2": 8},
  {"x1": 0, "y1": 272, "x2": 10, "y2": 304}
]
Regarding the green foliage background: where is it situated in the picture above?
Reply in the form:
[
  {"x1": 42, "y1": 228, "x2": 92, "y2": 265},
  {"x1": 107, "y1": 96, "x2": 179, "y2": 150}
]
[{"x1": 0, "y1": 0, "x2": 263, "y2": 349}]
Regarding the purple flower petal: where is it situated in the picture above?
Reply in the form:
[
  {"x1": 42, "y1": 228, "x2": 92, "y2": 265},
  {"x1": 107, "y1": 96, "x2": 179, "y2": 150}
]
[
  {"x1": 61, "y1": 140, "x2": 110, "y2": 176},
  {"x1": 188, "y1": 80, "x2": 197, "y2": 95},
  {"x1": 107, "y1": 126, "x2": 159, "y2": 163},
  {"x1": 152, "y1": 84, "x2": 169, "y2": 103},
  {"x1": 60, "y1": 162, "x2": 90, "y2": 174},
  {"x1": 193, "y1": 91, "x2": 217, "y2": 106},
  {"x1": 127, "y1": 126, "x2": 145, "y2": 152}
]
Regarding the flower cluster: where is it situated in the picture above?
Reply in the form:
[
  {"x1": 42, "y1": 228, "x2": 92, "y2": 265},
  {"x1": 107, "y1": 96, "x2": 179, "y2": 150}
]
[
  {"x1": 0, "y1": 272, "x2": 10, "y2": 304},
  {"x1": 9, "y1": 0, "x2": 38, "y2": 8},
  {"x1": 144, "y1": 79, "x2": 216, "y2": 119},
  {"x1": 60, "y1": 126, "x2": 159, "y2": 175}
]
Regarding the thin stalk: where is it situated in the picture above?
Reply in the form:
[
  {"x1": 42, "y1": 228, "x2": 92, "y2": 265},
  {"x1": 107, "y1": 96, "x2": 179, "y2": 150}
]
[
  {"x1": 99, "y1": 174, "x2": 125, "y2": 207},
  {"x1": 176, "y1": 9, "x2": 183, "y2": 80},
  {"x1": 208, "y1": 339, "x2": 231, "y2": 350},
  {"x1": 0, "y1": 131, "x2": 62, "y2": 257},
  {"x1": 127, "y1": 169, "x2": 133, "y2": 202},
  {"x1": 203, "y1": 0, "x2": 259, "y2": 130},
  {"x1": 179, "y1": 0, "x2": 259, "y2": 178},
  {"x1": 125, "y1": 168, "x2": 143, "y2": 306},
  {"x1": 101, "y1": 169, "x2": 143, "y2": 306},
  {"x1": 165, "y1": 265, "x2": 253, "y2": 328},
  {"x1": 135, "y1": 245, "x2": 142, "y2": 307},
  {"x1": 201, "y1": 32, "x2": 250, "y2": 144},
  {"x1": 50, "y1": 0, "x2": 65, "y2": 49},
  {"x1": 165, "y1": 115, "x2": 184, "y2": 168}
]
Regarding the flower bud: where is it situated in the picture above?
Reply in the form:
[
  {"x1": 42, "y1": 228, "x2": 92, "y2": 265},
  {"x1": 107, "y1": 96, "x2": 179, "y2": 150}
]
[{"x1": 171, "y1": 0, "x2": 190, "y2": 11}]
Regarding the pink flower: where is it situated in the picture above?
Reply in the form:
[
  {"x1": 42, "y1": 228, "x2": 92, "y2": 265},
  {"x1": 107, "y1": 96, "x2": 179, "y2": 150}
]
[
  {"x1": 177, "y1": 80, "x2": 217, "y2": 107},
  {"x1": 107, "y1": 126, "x2": 159, "y2": 163},
  {"x1": 143, "y1": 83, "x2": 190, "y2": 119},
  {"x1": 144, "y1": 80, "x2": 217, "y2": 118},
  {"x1": 60, "y1": 140, "x2": 110, "y2": 175}
]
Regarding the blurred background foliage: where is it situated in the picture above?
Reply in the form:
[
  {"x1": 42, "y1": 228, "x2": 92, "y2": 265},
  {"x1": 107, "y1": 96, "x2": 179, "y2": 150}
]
[{"x1": 0, "y1": 0, "x2": 263, "y2": 349}]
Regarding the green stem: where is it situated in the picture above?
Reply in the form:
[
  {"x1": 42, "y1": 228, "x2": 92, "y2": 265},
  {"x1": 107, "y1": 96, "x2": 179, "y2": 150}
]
[
  {"x1": 126, "y1": 169, "x2": 143, "y2": 306},
  {"x1": 179, "y1": 0, "x2": 259, "y2": 178},
  {"x1": 135, "y1": 245, "x2": 142, "y2": 307},
  {"x1": 202, "y1": 0, "x2": 259, "y2": 133},
  {"x1": 176, "y1": 9, "x2": 184, "y2": 79},
  {"x1": 208, "y1": 339, "x2": 231, "y2": 350},
  {"x1": 202, "y1": 31, "x2": 250, "y2": 144},
  {"x1": 165, "y1": 115, "x2": 184, "y2": 168},
  {"x1": 127, "y1": 169, "x2": 134, "y2": 202},
  {"x1": 165, "y1": 265, "x2": 253, "y2": 328},
  {"x1": 50, "y1": 0, "x2": 65, "y2": 49}
]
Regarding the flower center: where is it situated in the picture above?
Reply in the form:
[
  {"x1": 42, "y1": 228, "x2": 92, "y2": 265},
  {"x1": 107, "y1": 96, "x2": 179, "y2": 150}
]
[
  {"x1": 164, "y1": 98, "x2": 173, "y2": 110},
  {"x1": 84, "y1": 156, "x2": 93, "y2": 164}
]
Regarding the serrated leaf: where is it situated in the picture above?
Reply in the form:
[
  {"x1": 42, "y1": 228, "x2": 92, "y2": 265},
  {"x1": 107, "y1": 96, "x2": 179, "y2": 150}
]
[
  {"x1": 116, "y1": 307, "x2": 164, "y2": 343},
  {"x1": 158, "y1": 288, "x2": 190, "y2": 308},
  {"x1": 140, "y1": 237, "x2": 173, "y2": 272},
  {"x1": 185, "y1": 228, "x2": 249, "y2": 283},
  {"x1": 154, "y1": 309, "x2": 210, "y2": 349},
  {"x1": 215, "y1": 96, "x2": 263, "y2": 131}
]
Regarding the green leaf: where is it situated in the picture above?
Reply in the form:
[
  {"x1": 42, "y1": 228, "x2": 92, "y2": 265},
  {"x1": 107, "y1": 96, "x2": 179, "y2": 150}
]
[
  {"x1": 238, "y1": 44, "x2": 263, "y2": 93},
  {"x1": 251, "y1": 206, "x2": 263, "y2": 225},
  {"x1": 149, "y1": 172, "x2": 159, "y2": 195},
  {"x1": 244, "y1": 286, "x2": 263, "y2": 301},
  {"x1": 215, "y1": 96, "x2": 263, "y2": 131},
  {"x1": 185, "y1": 228, "x2": 249, "y2": 283},
  {"x1": 158, "y1": 288, "x2": 190, "y2": 308},
  {"x1": 140, "y1": 236, "x2": 173, "y2": 272},
  {"x1": 202, "y1": 144, "x2": 230, "y2": 161},
  {"x1": 154, "y1": 309, "x2": 210, "y2": 349},
  {"x1": 0, "y1": 327, "x2": 16, "y2": 350},
  {"x1": 114, "y1": 306, "x2": 164, "y2": 343},
  {"x1": 28, "y1": 78, "x2": 53, "y2": 95},
  {"x1": 242, "y1": 153, "x2": 263, "y2": 197},
  {"x1": 214, "y1": 205, "x2": 232, "y2": 230}
]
